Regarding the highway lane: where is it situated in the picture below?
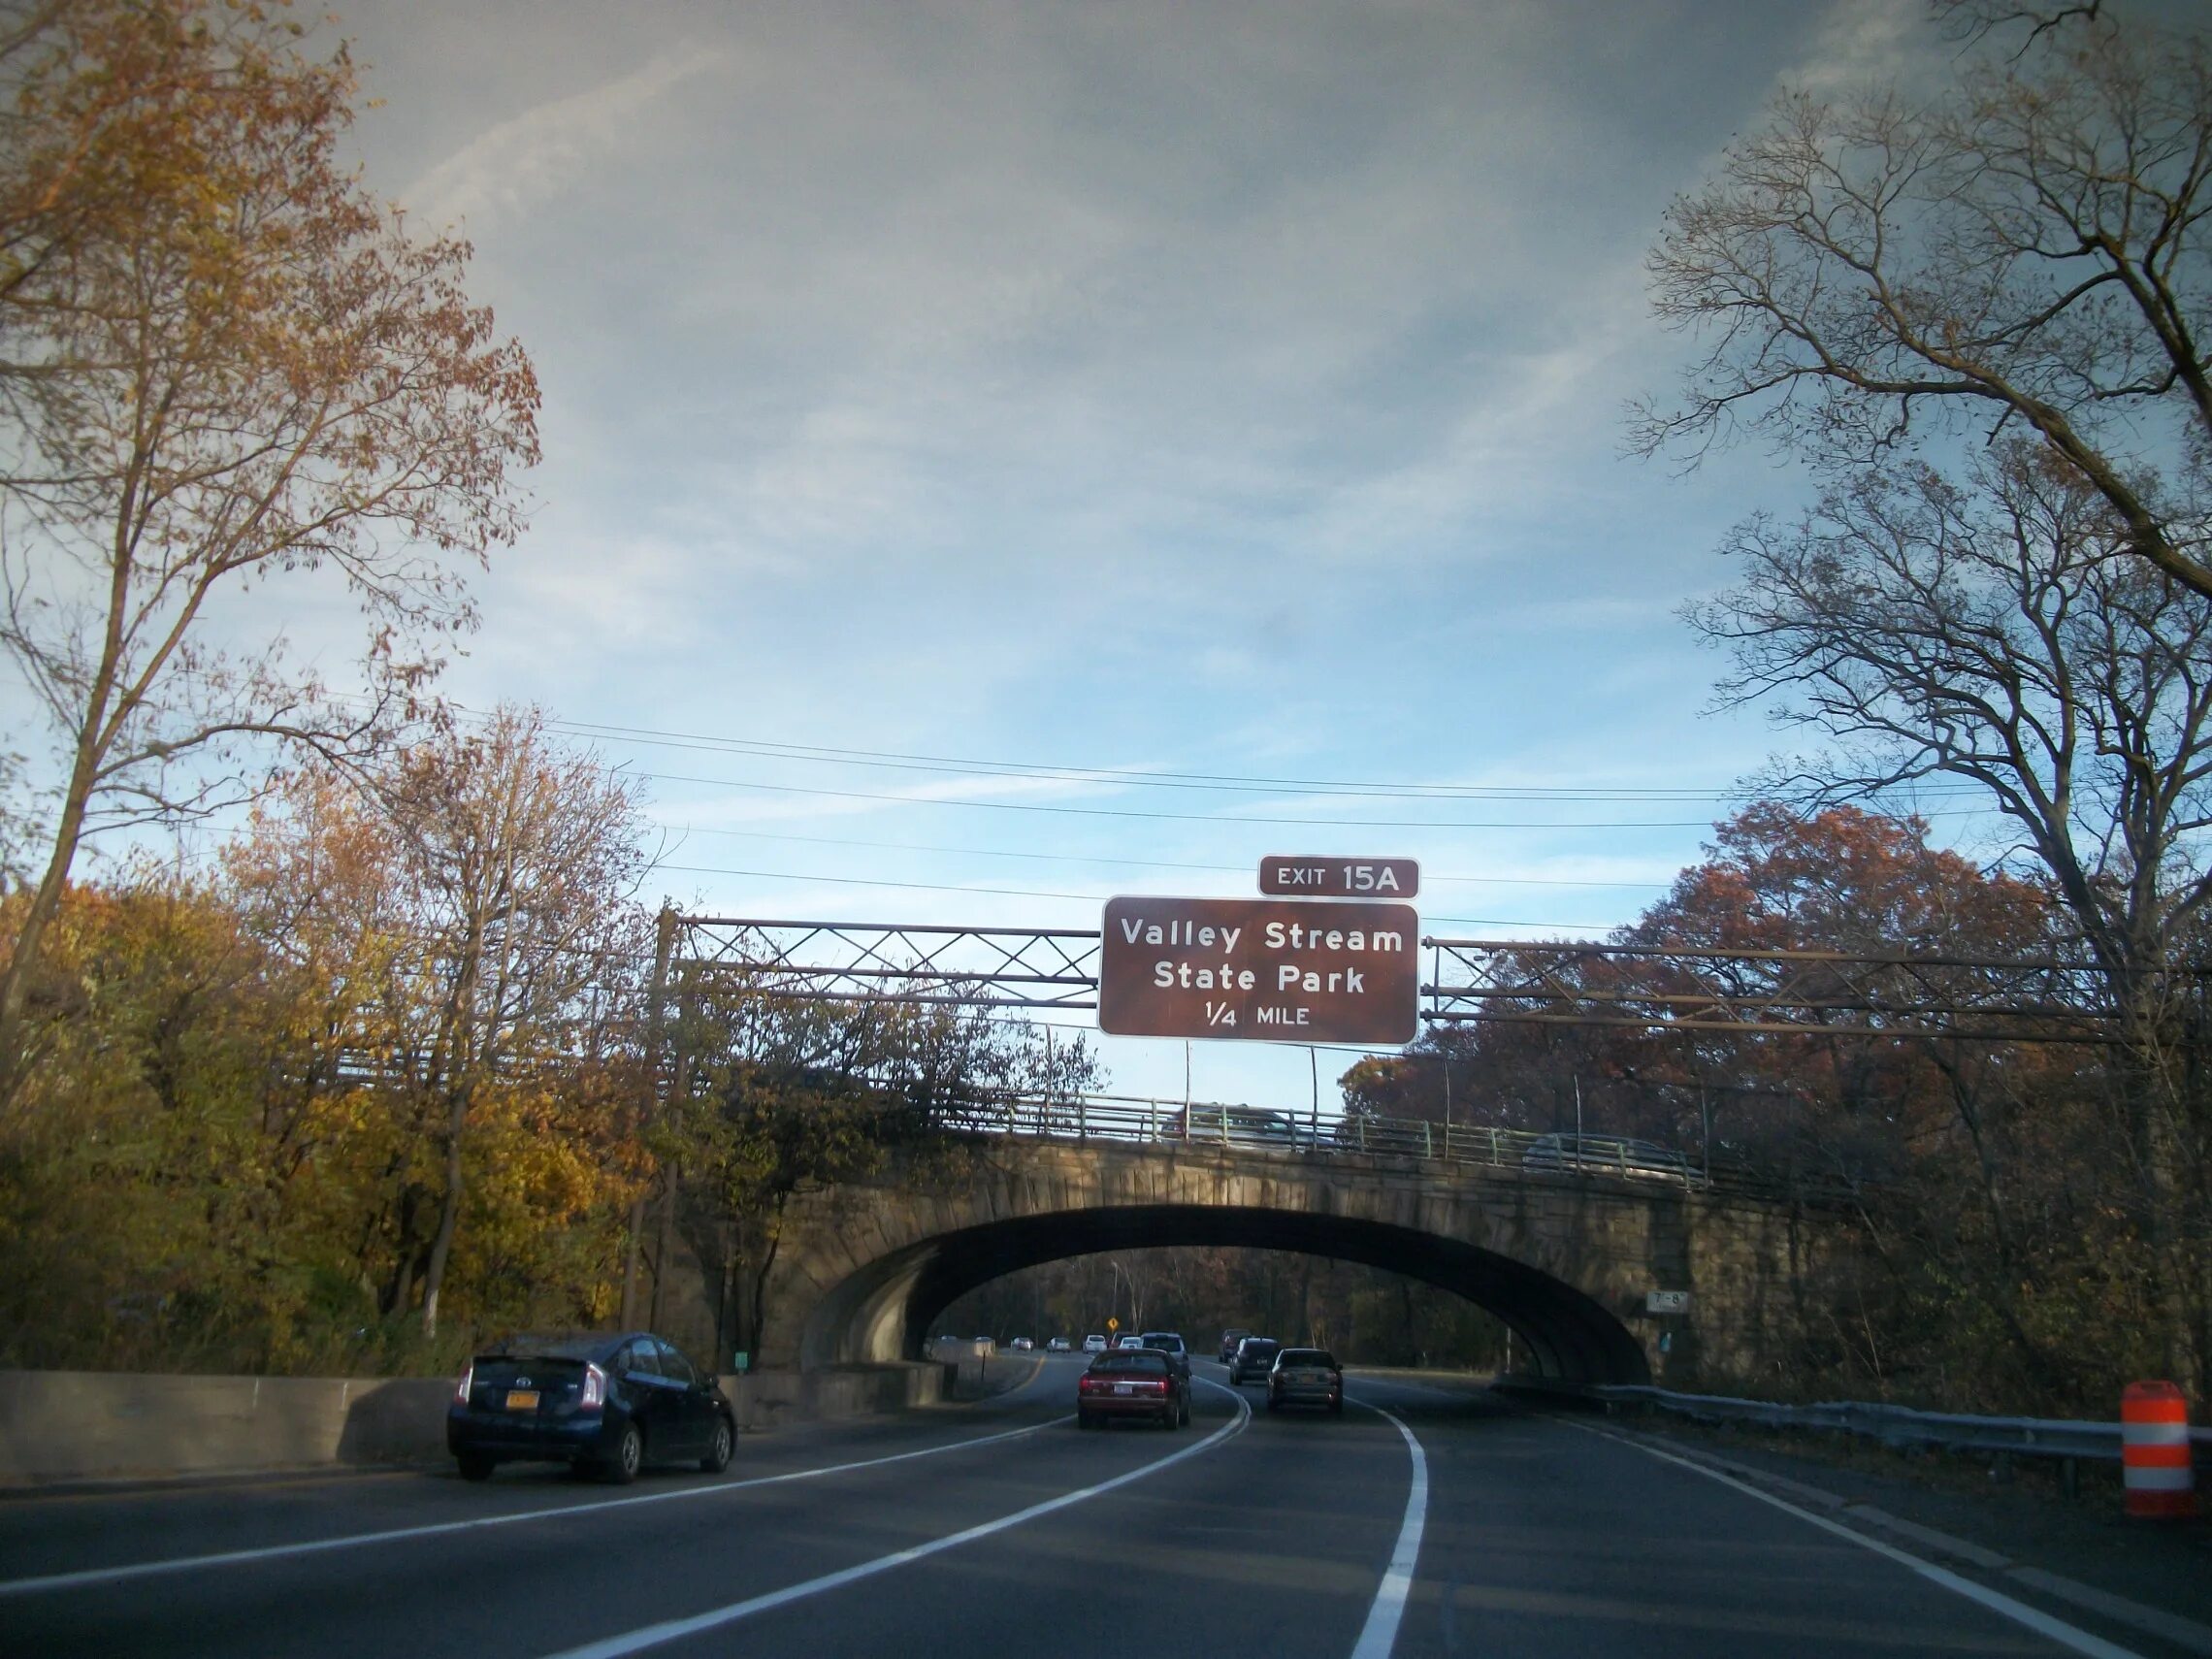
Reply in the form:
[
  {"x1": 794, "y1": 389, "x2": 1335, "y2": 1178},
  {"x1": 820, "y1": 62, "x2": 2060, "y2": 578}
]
[
  {"x1": 1337, "y1": 1371, "x2": 2131, "y2": 1659},
  {"x1": 0, "y1": 1354, "x2": 2170, "y2": 1659}
]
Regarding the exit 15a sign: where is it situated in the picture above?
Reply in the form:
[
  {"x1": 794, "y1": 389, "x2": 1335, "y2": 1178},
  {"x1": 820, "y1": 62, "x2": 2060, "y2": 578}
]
[{"x1": 1258, "y1": 857, "x2": 1419, "y2": 898}]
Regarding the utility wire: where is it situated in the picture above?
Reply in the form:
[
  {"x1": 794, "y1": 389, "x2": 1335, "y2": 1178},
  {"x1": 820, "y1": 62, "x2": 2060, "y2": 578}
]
[
  {"x1": 538, "y1": 710, "x2": 1988, "y2": 804},
  {"x1": 640, "y1": 770, "x2": 1742, "y2": 830},
  {"x1": 651, "y1": 862, "x2": 1620, "y2": 931},
  {"x1": 653, "y1": 824, "x2": 1673, "y2": 890}
]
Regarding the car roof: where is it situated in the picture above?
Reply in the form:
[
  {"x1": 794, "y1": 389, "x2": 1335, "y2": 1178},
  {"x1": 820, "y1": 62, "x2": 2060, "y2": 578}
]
[{"x1": 476, "y1": 1329, "x2": 636, "y2": 1361}]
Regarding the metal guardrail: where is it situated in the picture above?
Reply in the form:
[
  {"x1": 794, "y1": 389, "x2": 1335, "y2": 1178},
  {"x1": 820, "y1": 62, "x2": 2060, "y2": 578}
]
[
  {"x1": 1589, "y1": 1383, "x2": 2212, "y2": 1465},
  {"x1": 929, "y1": 1092, "x2": 1861, "y2": 1205}
]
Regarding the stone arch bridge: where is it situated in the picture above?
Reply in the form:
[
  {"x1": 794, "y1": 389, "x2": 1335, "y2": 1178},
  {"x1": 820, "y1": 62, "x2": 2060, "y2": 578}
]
[{"x1": 732, "y1": 1130, "x2": 1852, "y2": 1388}]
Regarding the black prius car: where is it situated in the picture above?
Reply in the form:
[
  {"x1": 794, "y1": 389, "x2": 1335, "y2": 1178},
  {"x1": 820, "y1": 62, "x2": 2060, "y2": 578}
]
[{"x1": 448, "y1": 1330, "x2": 736, "y2": 1483}]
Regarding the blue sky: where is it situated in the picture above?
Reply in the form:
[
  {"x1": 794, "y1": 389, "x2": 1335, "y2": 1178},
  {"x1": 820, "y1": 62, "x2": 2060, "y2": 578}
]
[{"x1": 18, "y1": 0, "x2": 2125, "y2": 1108}]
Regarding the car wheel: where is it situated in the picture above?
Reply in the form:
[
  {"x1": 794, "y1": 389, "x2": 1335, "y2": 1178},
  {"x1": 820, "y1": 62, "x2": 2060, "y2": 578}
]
[
  {"x1": 699, "y1": 1415, "x2": 734, "y2": 1474},
  {"x1": 602, "y1": 1420, "x2": 643, "y2": 1484},
  {"x1": 456, "y1": 1452, "x2": 495, "y2": 1482},
  {"x1": 1177, "y1": 1395, "x2": 1191, "y2": 1428},
  {"x1": 1077, "y1": 1411, "x2": 1094, "y2": 1430},
  {"x1": 1266, "y1": 1394, "x2": 1282, "y2": 1413},
  {"x1": 1330, "y1": 1398, "x2": 1345, "y2": 1416}
]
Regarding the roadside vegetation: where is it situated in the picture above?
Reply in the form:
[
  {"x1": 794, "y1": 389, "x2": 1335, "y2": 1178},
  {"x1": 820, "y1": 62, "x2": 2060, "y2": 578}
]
[{"x1": 0, "y1": 0, "x2": 2206, "y2": 1425}]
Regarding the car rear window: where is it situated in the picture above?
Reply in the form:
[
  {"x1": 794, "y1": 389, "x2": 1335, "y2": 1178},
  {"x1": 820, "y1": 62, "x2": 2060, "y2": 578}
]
[
  {"x1": 1090, "y1": 1352, "x2": 1169, "y2": 1375},
  {"x1": 478, "y1": 1334, "x2": 610, "y2": 1363},
  {"x1": 1138, "y1": 1333, "x2": 1184, "y2": 1350},
  {"x1": 1278, "y1": 1349, "x2": 1338, "y2": 1368},
  {"x1": 1240, "y1": 1340, "x2": 1279, "y2": 1356}
]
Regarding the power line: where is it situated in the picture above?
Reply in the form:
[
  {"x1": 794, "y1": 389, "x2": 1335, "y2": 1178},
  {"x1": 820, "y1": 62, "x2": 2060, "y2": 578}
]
[
  {"x1": 640, "y1": 770, "x2": 1740, "y2": 830},
  {"x1": 545, "y1": 714, "x2": 1760, "y2": 802},
  {"x1": 654, "y1": 824, "x2": 1673, "y2": 890},
  {"x1": 651, "y1": 862, "x2": 1621, "y2": 931}
]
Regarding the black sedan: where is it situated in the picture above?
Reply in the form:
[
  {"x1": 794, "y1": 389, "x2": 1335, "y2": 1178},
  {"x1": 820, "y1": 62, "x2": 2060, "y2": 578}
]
[
  {"x1": 1076, "y1": 1349, "x2": 1190, "y2": 1429},
  {"x1": 448, "y1": 1330, "x2": 736, "y2": 1483}
]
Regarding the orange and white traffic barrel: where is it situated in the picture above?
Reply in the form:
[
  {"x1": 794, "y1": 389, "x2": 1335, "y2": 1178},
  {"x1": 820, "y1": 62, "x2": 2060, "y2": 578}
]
[{"x1": 2121, "y1": 1381, "x2": 2197, "y2": 1519}]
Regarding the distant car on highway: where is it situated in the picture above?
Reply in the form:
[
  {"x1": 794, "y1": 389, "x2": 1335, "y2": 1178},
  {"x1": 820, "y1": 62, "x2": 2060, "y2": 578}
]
[
  {"x1": 1228, "y1": 1336, "x2": 1281, "y2": 1384},
  {"x1": 1010, "y1": 1337, "x2": 1034, "y2": 1350},
  {"x1": 448, "y1": 1330, "x2": 735, "y2": 1484},
  {"x1": 1077, "y1": 1349, "x2": 1190, "y2": 1430},
  {"x1": 1136, "y1": 1332, "x2": 1190, "y2": 1378},
  {"x1": 1047, "y1": 1337, "x2": 1072, "y2": 1352},
  {"x1": 1217, "y1": 1327, "x2": 1251, "y2": 1362},
  {"x1": 1115, "y1": 1333, "x2": 1146, "y2": 1350},
  {"x1": 1082, "y1": 1334, "x2": 1108, "y2": 1352},
  {"x1": 1267, "y1": 1347, "x2": 1344, "y2": 1415},
  {"x1": 1520, "y1": 1132, "x2": 1694, "y2": 1187}
]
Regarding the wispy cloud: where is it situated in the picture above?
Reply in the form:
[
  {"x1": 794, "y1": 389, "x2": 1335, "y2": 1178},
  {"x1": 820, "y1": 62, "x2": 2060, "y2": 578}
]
[{"x1": 403, "y1": 50, "x2": 727, "y2": 230}]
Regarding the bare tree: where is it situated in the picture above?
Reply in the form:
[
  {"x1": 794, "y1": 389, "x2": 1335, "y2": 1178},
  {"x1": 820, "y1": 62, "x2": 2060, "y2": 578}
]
[
  {"x1": 1687, "y1": 443, "x2": 2212, "y2": 1397},
  {"x1": 0, "y1": 2, "x2": 539, "y2": 1106},
  {"x1": 1634, "y1": 5, "x2": 2212, "y2": 598}
]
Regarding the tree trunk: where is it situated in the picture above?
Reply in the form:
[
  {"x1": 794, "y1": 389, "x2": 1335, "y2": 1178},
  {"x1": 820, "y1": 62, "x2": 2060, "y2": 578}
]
[
  {"x1": 419, "y1": 1080, "x2": 470, "y2": 1338},
  {"x1": 0, "y1": 746, "x2": 102, "y2": 1110}
]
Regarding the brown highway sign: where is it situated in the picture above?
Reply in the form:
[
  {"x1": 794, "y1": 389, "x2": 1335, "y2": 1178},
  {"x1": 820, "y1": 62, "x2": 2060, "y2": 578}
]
[
  {"x1": 1258, "y1": 856, "x2": 1419, "y2": 898},
  {"x1": 1098, "y1": 895, "x2": 1418, "y2": 1044}
]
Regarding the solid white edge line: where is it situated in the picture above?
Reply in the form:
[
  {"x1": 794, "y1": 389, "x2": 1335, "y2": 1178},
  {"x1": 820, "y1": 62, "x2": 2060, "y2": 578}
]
[
  {"x1": 0, "y1": 1414, "x2": 1069, "y2": 1600},
  {"x1": 1563, "y1": 1418, "x2": 2147, "y2": 1659},
  {"x1": 537, "y1": 1381, "x2": 1254, "y2": 1659},
  {"x1": 1348, "y1": 1400, "x2": 1429, "y2": 1659}
]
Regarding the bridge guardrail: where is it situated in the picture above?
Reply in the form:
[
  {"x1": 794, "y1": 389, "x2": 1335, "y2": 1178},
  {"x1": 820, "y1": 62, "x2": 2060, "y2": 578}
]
[
  {"x1": 1586, "y1": 1383, "x2": 2212, "y2": 1470},
  {"x1": 932, "y1": 1092, "x2": 1863, "y2": 1206}
]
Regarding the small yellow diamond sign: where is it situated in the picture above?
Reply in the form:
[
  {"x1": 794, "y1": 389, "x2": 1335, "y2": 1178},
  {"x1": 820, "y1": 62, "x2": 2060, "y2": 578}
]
[{"x1": 1106, "y1": 1317, "x2": 1119, "y2": 1331}]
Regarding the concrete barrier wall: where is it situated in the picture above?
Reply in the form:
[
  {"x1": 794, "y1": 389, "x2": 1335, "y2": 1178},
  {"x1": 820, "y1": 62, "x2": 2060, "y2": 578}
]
[
  {"x1": 0, "y1": 1360, "x2": 951, "y2": 1486},
  {"x1": 0, "y1": 1371, "x2": 456, "y2": 1483},
  {"x1": 723, "y1": 1362, "x2": 950, "y2": 1430}
]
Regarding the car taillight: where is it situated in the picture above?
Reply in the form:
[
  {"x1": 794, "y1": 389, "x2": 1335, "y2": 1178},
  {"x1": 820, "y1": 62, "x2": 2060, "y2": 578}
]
[
  {"x1": 1151, "y1": 1379, "x2": 1171, "y2": 1393},
  {"x1": 453, "y1": 1362, "x2": 473, "y2": 1406},
  {"x1": 579, "y1": 1362, "x2": 607, "y2": 1410}
]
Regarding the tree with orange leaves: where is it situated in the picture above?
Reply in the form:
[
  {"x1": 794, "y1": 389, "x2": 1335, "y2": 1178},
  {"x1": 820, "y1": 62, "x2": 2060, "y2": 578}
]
[{"x1": 0, "y1": 1, "x2": 539, "y2": 1110}]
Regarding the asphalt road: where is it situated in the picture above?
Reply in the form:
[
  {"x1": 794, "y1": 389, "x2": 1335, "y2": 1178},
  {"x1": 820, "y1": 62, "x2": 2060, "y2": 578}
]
[{"x1": 0, "y1": 1356, "x2": 2177, "y2": 1659}]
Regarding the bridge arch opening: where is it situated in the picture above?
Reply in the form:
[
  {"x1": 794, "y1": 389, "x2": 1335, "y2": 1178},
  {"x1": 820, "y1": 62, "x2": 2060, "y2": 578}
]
[{"x1": 800, "y1": 1204, "x2": 1650, "y2": 1385}]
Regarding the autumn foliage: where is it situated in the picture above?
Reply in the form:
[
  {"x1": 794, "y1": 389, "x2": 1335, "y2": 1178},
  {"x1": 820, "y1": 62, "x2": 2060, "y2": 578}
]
[{"x1": 1347, "y1": 805, "x2": 2197, "y2": 1415}]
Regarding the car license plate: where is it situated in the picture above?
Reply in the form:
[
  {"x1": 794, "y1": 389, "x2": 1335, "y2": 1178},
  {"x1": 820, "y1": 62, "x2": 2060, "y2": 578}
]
[
  {"x1": 505, "y1": 1389, "x2": 539, "y2": 1411},
  {"x1": 1114, "y1": 1382, "x2": 1133, "y2": 1395}
]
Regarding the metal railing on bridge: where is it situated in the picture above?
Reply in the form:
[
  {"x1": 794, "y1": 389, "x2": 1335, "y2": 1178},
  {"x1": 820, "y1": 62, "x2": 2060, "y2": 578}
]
[{"x1": 928, "y1": 1091, "x2": 1860, "y2": 1206}]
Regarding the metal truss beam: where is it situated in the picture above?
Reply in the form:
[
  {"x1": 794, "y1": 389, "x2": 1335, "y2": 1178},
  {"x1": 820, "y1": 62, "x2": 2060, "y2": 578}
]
[
  {"x1": 671, "y1": 917, "x2": 1101, "y2": 1012},
  {"x1": 1417, "y1": 937, "x2": 2143, "y2": 1045},
  {"x1": 669, "y1": 915, "x2": 2180, "y2": 1044}
]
